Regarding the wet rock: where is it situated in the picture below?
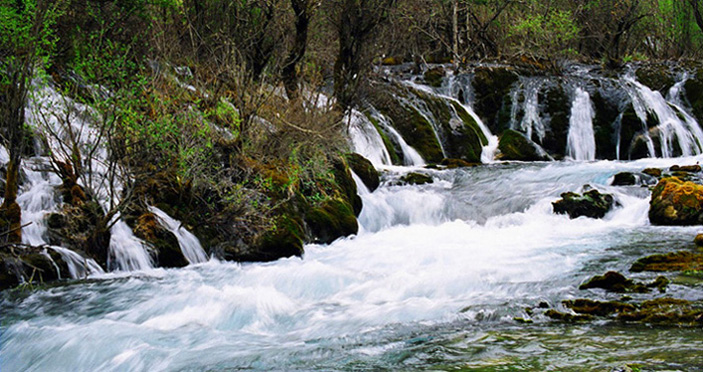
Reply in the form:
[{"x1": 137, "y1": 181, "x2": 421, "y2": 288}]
[
  {"x1": 670, "y1": 164, "x2": 702, "y2": 173},
  {"x1": 0, "y1": 246, "x2": 69, "y2": 290},
  {"x1": 563, "y1": 299, "x2": 636, "y2": 317},
  {"x1": 133, "y1": 212, "x2": 188, "y2": 268},
  {"x1": 695, "y1": 233, "x2": 703, "y2": 247},
  {"x1": 616, "y1": 298, "x2": 703, "y2": 326},
  {"x1": 684, "y1": 68, "x2": 703, "y2": 123},
  {"x1": 635, "y1": 65, "x2": 676, "y2": 92},
  {"x1": 630, "y1": 251, "x2": 703, "y2": 272},
  {"x1": 552, "y1": 189, "x2": 615, "y2": 219},
  {"x1": 649, "y1": 177, "x2": 703, "y2": 225},
  {"x1": 395, "y1": 172, "x2": 434, "y2": 186},
  {"x1": 345, "y1": 153, "x2": 380, "y2": 192},
  {"x1": 332, "y1": 157, "x2": 363, "y2": 216},
  {"x1": 544, "y1": 309, "x2": 594, "y2": 322},
  {"x1": 472, "y1": 66, "x2": 519, "y2": 133},
  {"x1": 249, "y1": 214, "x2": 305, "y2": 262},
  {"x1": 498, "y1": 129, "x2": 551, "y2": 161},
  {"x1": 579, "y1": 271, "x2": 650, "y2": 293},
  {"x1": 423, "y1": 67, "x2": 445, "y2": 87},
  {"x1": 611, "y1": 172, "x2": 657, "y2": 186},
  {"x1": 305, "y1": 198, "x2": 359, "y2": 244},
  {"x1": 642, "y1": 168, "x2": 662, "y2": 178},
  {"x1": 440, "y1": 158, "x2": 478, "y2": 169}
]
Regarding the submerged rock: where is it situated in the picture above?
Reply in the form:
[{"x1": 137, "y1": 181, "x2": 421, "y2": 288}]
[
  {"x1": 630, "y1": 251, "x2": 703, "y2": 272},
  {"x1": 552, "y1": 189, "x2": 615, "y2": 219},
  {"x1": 497, "y1": 129, "x2": 551, "y2": 161},
  {"x1": 649, "y1": 177, "x2": 703, "y2": 225},
  {"x1": 395, "y1": 172, "x2": 434, "y2": 186}
]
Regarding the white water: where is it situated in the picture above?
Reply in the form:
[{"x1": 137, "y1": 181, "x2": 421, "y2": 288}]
[
  {"x1": 566, "y1": 88, "x2": 596, "y2": 161},
  {"x1": 50, "y1": 246, "x2": 105, "y2": 278},
  {"x1": 347, "y1": 110, "x2": 393, "y2": 166},
  {"x1": 511, "y1": 78, "x2": 546, "y2": 143},
  {"x1": 149, "y1": 206, "x2": 208, "y2": 264},
  {"x1": 624, "y1": 75, "x2": 703, "y2": 158},
  {"x1": 6, "y1": 156, "x2": 699, "y2": 371}
]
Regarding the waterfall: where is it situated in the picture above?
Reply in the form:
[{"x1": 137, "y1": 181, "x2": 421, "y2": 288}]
[
  {"x1": 624, "y1": 75, "x2": 703, "y2": 157},
  {"x1": 395, "y1": 90, "x2": 449, "y2": 158},
  {"x1": 668, "y1": 73, "x2": 703, "y2": 151},
  {"x1": 368, "y1": 108, "x2": 425, "y2": 166},
  {"x1": 108, "y1": 220, "x2": 154, "y2": 271},
  {"x1": 404, "y1": 80, "x2": 498, "y2": 162},
  {"x1": 149, "y1": 206, "x2": 208, "y2": 264},
  {"x1": 511, "y1": 78, "x2": 546, "y2": 143},
  {"x1": 347, "y1": 110, "x2": 393, "y2": 166},
  {"x1": 566, "y1": 87, "x2": 596, "y2": 161},
  {"x1": 50, "y1": 246, "x2": 104, "y2": 278}
]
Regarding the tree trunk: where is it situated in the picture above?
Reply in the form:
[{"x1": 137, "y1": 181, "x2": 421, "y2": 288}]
[
  {"x1": 452, "y1": 0, "x2": 459, "y2": 66},
  {"x1": 690, "y1": 0, "x2": 703, "y2": 34},
  {"x1": 282, "y1": 0, "x2": 311, "y2": 101}
]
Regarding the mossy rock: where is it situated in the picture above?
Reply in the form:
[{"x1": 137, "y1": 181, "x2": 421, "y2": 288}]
[
  {"x1": 695, "y1": 233, "x2": 703, "y2": 247},
  {"x1": 305, "y1": 198, "x2": 358, "y2": 244},
  {"x1": 133, "y1": 212, "x2": 188, "y2": 268},
  {"x1": 448, "y1": 101, "x2": 488, "y2": 162},
  {"x1": 591, "y1": 89, "x2": 622, "y2": 159},
  {"x1": 345, "y1": 153, "x2": 380, "y2": 192},
  {"x1": 563, "y1": 299, "x2": 636, "y2": 317},
  {"x1": 0, "y1": 246, "x2": 69, "y2": 290},
  {"x1": 649, "y1": 177, "x2": 703, "y2": 225},
  {"x1": 539, "y1": 82, "x2": 570, "y2": 157},
  {"x1": 579, "y1": 271, "x2": 667, "y2": 293},
  {"x1": 684, "y1": 68, "x2": 703, "y2": 124},
  {"x1": 472, "y1": 66, "x2": 520, "y2": 133},
  {"x1": 670, "y1": 164, "x2": 702, "y2": 173},
  {"x1": 423, "y1": 67, "x2": 445, "y2": 87},
  {"x1": 635, "y1": 65, "x2": 676, "y2": 92},
  {"x1": 643, "y1": 168, "x2": 663, "y2": 178},
  {"x1": 630, "y1": 251, "x2": 703, "y2": 272},
  {"x1": 498, "y1": 129, "x2": 551, "y2": 161},
  {"x1": 251, "y1": 214, "x2": 305, "y2": 262},
  {"x1": 368, "y1": 82, "x2": 444, "y2": 163},
  {"x1": 395, "y1": 172, "x2": 434, "y2": 186},
  {"x1": 616, "y1": 298, "x2": 703, "y2": 325},
  {"x1": 440, "y1": 158, "x2": 478, "y2": 169},
  {"x1": 552, "y1": 189, "x2": 615, "y2": 219},
  {"x1": 544, "y1": 309, "x2": 594, "y2": 322},
  {"x1": 332, "y1": 157, "x2": 362, "y2": 216}
]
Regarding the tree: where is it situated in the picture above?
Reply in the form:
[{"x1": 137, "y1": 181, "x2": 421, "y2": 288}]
[
  {"x1": 282, "y1": 0, "x2": 316, "y2": 100},
  {"x1": 328, "y1": 0, "x2": 398, "y2": 110},
  {"x1": 0, "y1": 0, "x2": 63, "y2": 243}
]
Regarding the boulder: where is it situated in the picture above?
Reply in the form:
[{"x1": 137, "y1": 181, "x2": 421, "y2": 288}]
[
  {"x1": 498, "y1": 129, "x2": 551, "y2": 161},
  {"x1": 552, "y1": 189, "x2": 615, "y2": 219},
  {"x1": 649, "y1": 177, "x2": 703, "y2": 225},
  {"x1": 305, "y1": 199, "x2": 359, "y2": 244},
  {"x1": 611, "y1": 171, "x2": 657, "y2": 186},
  {"x1": 395, "y1": 172, "x2": 434, "y2": 186},
  {"x1": 345, "y1": 153, "x2": 380, "y2": 192},
  {"x1": 579, "y1": 271, "x2": 668, "y2": 293},
  {"x1": 630, "y1": 251, "x2": 703, "y2": 272}
]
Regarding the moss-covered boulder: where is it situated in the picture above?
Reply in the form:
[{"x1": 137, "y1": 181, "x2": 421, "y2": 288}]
[
  {"x1": 305, "y1": 198, "x2": 358, "y2": 244},
  {"x1": 132, "y1": 212, "x2": 188, "y2": 268},
  {"x1": 552, "y1": 189, "x2": 615, "y2": 219},
  {"x1": 332, "y1": 157, "x2": 362, "y2": 216},
  {"x1": 345, "y1": 153, "x2": 380, "y2": 192},
  {"x1": 498, "y1": 129, "x2": 551, "y2": 161},
  {"x1": 635, "y1": 65, "x2": 675, "y2": 92},
  {"x1": 472, "y1": 66, "x2": 519, "y2": 133},
  {"x1": 616, "y1": 298, "x2": 703, "y2": 325},
  {"x1": 248, "y1": 214, "x2": 305, "y2": 262},
  {"x1": 670, "y1": 164, "x2": 702, "y2": 173},
  {"x1": 643, "y1": 168, "x2": 663, "y2": 178},
  {"x1": 630, "y1": 251, "x2": 703, "y2": 272},
  {"x1": 395, "y1": 172, "x2": 434, "y2": 186},
  {"x1": 579, "y1": 271, "x2": 668, "y2": 293},
  {"x1": 649, "y1": 177, "x2": 703, "y2": 225}
]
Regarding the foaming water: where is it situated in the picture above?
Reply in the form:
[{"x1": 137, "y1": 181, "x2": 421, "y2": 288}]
[{"x1": 3, "y1": 157, "x2": 703, "y2": 371}]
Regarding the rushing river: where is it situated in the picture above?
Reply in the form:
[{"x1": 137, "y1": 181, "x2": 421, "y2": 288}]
[{"x1": 3, "y1": 157, "x2": 703, "y2": 371}]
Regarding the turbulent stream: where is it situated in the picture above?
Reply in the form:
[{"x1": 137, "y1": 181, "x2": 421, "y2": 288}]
[{"x1": 3, "y1": 157, "x2": 703, "y2": 371}]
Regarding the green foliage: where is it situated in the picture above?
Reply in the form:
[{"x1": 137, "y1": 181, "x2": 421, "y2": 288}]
[{"x1": 510, "y1": 8, "x2": 580, "y2": 62}]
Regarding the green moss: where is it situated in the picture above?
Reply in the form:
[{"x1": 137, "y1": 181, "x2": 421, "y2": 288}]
[
  {"x1": 345, "y1": 153, "x2": 380, "y2": 192},
  {"x1": 630, "y1": 251, "x2": 703, "y2": 272},
  {"x1": 498, "y1": 129, "x2": 550, "y2": 161},
  {"x1": 552, "y1": 189, "x2": 615, "y2": 219},
  {"x1": 305, "y1": 198, "x2": 358, "y2": 244},
  {"x1": 254, "y1": 214, "x2": 305, "y2": 262}
]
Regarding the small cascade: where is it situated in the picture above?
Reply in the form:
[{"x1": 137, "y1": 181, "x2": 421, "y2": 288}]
[
  {"x1": 614, "y1": 112, "x2": 624, "y2": 160},
  {"x1": 347, "y1": 110, "x2": 393, "y2": 166},
  {"x1": 371, "y1": 111, "x2": 426, "y2": 166},
  {"x1": 566, "y1": 87, "x2": 596, "y2": 160},
  {"x1": 511, "y1": 78, "x2": 546, "y2": 143},
  {"x1": 108, "y1": 220, "x2": 154, "y2": 271},
  {"x1": 50, "y1": 246, "x2": 104, "y2": 278},
  {"x1": 16, "y1": 157, "x2": 62, "y2": 246},
  {"x1": 149, "y1": 206, "x2": 208, "y2": 264},
  {"x1": 668, "y1": 73, "x2": 703, "y2": 150},
  {"x1": 623, "y1": 75, "x2": 703, "y2": 157},
  {"x1": 394, "y1": 89, "x2": 448, "y2": 158}
]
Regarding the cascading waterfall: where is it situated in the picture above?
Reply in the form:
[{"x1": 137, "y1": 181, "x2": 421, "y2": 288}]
[
  {"x1": 511, "y1": 78, "x2": 546, "y2": 143},
  {"x1": 347, "y1": 109, "x2": 393, "y2": 166},
  {"x1": 370, "y1": 109, "x2": 426, "y2": 166},
  {"x1": 566, "y1": 87, "x2": 596, "y2": 161},
  {"x1": 395, "y1": 89, "x2": 449, "y2": 158},
  {"x1": 623, "y1": 75, "x2": 703, "y2": 157},
  {"x1": 149, "y1": 206, "x2": 208, "y2": 264}
]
